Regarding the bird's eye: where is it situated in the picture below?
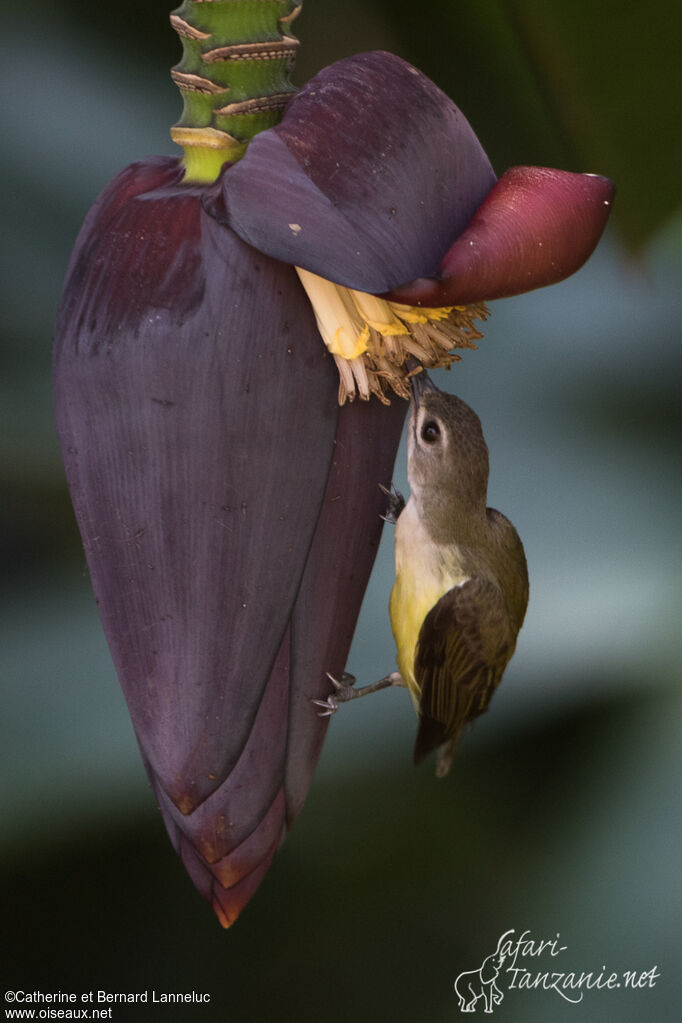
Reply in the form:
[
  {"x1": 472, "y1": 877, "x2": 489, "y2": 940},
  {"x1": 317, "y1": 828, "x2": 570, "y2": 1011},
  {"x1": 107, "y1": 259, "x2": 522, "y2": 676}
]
[{"x1": 421, "y1": 420, "x2": 441, "y2": 444}]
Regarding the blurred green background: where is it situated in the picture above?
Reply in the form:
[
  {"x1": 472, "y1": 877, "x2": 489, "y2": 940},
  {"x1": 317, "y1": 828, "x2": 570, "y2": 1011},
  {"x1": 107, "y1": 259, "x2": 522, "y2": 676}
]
[{"x1": 2, "y1": 1, "x2": 680, "y2": 1020}]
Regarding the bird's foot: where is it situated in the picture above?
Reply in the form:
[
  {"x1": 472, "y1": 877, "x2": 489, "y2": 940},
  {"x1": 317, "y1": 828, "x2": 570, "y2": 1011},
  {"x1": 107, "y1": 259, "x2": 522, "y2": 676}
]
[
  {"x1": 312, "y1": 670, "x2": 404, "y2": 717},
  {"x1": 379, "y1": 482, "x2": 406, "y2": 524},
  {"x1": 312, "y1": 672, "x2": 357, "y2": 717}
]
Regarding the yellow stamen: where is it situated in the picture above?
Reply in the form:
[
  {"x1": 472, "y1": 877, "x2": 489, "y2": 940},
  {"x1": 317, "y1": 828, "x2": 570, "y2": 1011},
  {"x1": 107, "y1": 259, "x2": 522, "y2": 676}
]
[
  {"x1": 295, "y1": 267, "x2": 489, "y2": 404},
  {"x1": 389, "y1": 302, "x2": 454, "y2": 325},
  {"x1": 350, "y1": 292, "x2": 410, "y2": 337},
  {"x1": 296, "y1": 268, "x2": 368, "y2": 360}
]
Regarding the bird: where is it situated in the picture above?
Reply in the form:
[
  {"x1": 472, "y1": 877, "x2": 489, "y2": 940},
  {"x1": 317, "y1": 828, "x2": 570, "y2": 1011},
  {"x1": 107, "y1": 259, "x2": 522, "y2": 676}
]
[{"x1": 315, "y1": 365, "x2": 529, "y2": 776}]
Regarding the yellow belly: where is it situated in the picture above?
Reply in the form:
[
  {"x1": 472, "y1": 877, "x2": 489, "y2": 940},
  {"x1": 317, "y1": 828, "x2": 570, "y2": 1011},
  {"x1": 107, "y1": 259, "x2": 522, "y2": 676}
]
[
  {"x1": 389, "y1": 500, "x2": 468, "y2": 702},
  {"x1": 390, "y1": 572, "x2": 445, "y2": 700}
]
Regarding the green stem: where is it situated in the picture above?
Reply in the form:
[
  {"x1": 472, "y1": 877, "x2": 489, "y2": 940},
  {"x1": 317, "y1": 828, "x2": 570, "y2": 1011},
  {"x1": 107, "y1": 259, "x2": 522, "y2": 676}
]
[{"x1": 170, "y1": 0, "x2": 302, "y2": 183}]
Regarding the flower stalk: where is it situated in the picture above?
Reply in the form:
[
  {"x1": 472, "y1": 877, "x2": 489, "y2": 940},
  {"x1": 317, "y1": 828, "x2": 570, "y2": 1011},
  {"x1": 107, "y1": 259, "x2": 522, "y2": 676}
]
[{"x1": 170, "y1": 0, "x2": 301, "y2": 182}]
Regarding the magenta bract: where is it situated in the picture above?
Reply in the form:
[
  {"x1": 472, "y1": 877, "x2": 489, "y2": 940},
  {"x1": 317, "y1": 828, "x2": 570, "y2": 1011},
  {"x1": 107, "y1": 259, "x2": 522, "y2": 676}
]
[
  {"x1": 54, "y1": 156, "x2": 405, "y2": 926},
  {"x1": 217, "y1": 52, "x2": 614, "y2": 303}
]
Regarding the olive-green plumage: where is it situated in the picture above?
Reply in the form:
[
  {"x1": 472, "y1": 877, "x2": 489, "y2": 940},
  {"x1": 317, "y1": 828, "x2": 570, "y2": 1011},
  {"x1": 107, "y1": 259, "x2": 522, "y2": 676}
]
[{"x1": 391, "y1": 370, "x2": 528, "y2": 772}]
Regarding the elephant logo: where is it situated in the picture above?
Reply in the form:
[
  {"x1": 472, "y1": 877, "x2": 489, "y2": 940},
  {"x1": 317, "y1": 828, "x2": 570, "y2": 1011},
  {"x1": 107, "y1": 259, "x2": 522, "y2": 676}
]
[{"x1": 454, "y1": 937, "x2": 507, "y2": 1014}]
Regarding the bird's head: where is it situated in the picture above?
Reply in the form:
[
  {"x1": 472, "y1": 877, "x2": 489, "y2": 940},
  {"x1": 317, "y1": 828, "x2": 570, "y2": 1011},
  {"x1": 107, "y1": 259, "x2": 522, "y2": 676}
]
[{"x1": 407, "y1": 366, "x2": 490, "y2": 527}]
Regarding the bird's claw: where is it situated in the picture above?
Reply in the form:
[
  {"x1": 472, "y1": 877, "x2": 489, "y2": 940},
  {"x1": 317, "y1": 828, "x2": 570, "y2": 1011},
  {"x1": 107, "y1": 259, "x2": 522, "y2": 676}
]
[
  {"x1": 379, "y1": 482, "x2": 406, "y2": 524},
  {"x1": 312, "y1": 672, "x2": 358, "y2": 717},
  {"x1": 312, "y1": 696, "x2": 338, "y2": 717}
]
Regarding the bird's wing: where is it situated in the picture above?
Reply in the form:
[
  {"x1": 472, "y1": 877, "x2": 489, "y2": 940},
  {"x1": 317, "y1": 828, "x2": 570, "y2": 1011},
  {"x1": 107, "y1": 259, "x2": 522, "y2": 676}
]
[{"x1": 412, "y1": 577, "x2": 513, "y2": 764}]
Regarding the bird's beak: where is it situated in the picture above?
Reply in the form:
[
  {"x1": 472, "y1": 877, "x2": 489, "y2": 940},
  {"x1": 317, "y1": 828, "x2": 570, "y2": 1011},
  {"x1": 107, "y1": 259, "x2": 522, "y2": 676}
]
[{"x1": 406, "y1": 359, "x2": 438, "y2": 404}]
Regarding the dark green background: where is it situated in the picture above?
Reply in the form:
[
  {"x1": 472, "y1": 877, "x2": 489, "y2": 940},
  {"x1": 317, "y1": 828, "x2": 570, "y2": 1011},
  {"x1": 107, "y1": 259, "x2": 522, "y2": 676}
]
[{"x1": 2, "y1": 2, "x2": 680, "y2": 1020}]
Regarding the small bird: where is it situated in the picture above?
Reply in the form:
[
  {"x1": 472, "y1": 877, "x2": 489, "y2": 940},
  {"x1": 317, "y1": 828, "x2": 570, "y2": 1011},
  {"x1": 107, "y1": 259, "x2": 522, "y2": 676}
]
[{"x1": 315, "y1": 366, "x2": 529, "y2": 776}]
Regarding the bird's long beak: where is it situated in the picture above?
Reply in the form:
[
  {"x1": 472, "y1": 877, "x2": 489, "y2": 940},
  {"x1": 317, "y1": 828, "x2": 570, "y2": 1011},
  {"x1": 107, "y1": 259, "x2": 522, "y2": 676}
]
[{"x1": 406, "y1": 358, "x2": 438, "y2": 403}]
